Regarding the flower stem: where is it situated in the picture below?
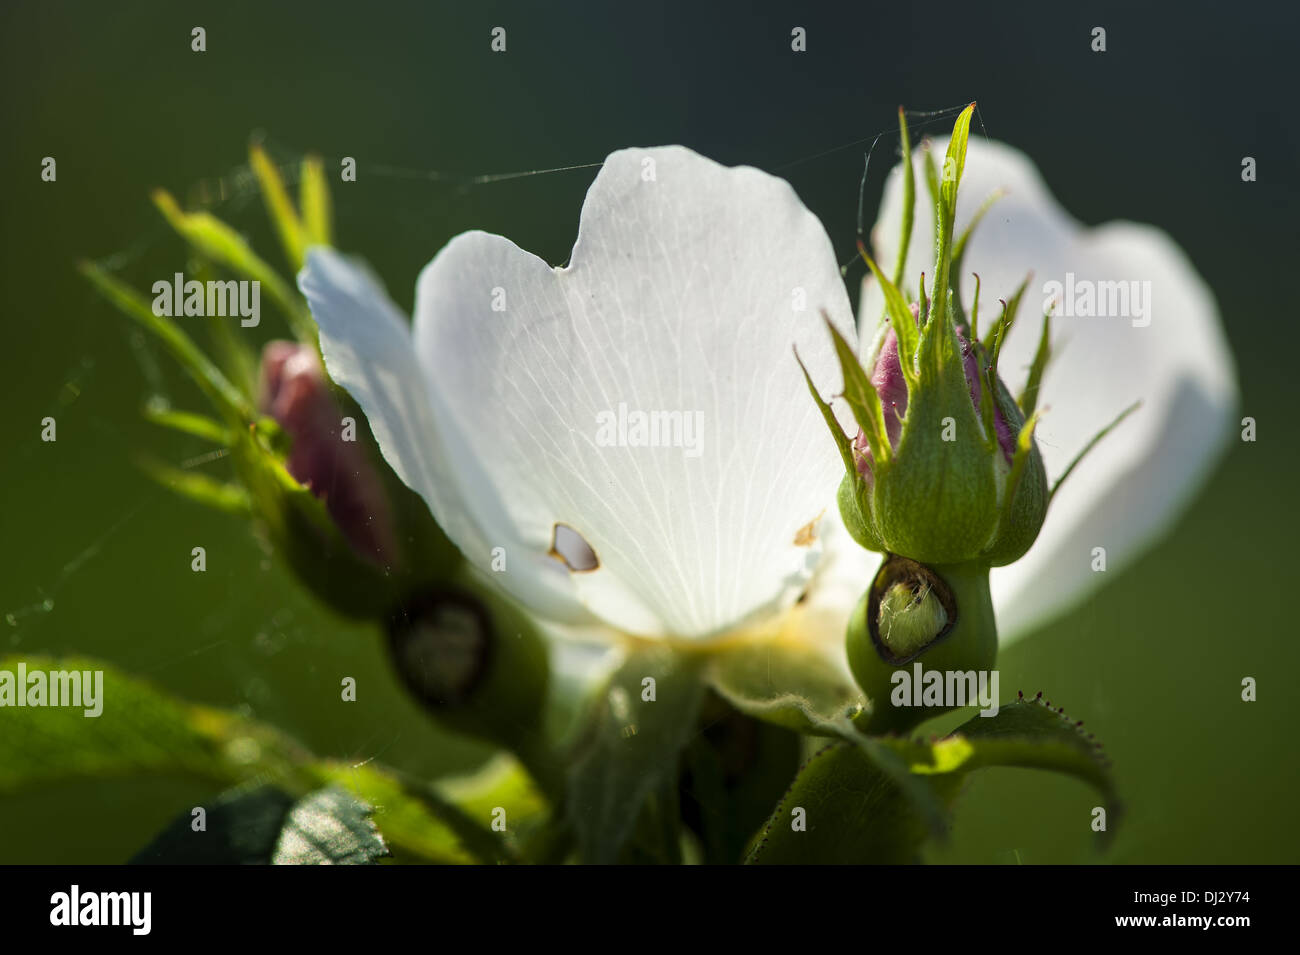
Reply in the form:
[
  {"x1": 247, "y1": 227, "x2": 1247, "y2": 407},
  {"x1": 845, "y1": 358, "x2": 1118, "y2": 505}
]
[{"x1": 849, "y1": 557, "x2": 998, "y2": 734}]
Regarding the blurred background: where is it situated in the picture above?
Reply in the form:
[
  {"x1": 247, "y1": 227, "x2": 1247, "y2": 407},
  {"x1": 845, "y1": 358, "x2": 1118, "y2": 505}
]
[{"x1": 1, "y1": 0, "x2": 1295, "y2": 862}]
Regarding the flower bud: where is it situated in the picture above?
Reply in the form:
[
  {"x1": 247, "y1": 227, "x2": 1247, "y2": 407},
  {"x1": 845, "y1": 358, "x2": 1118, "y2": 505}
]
[
  {"x1": 805, "y1": 105, "x2": 1049, "y2": 569},
  {"x1": 842, "y1": 315, "x2": 1048, "y2": 567},
  {"x1": 386, "y1": 576, "x2": 552, "y2": 769},
  {"x1": 852, "y1": 320, "x2": 1016, "y2": 483},
  {"x1": 260, "y1": 341, "x2": 399, "y2": 567}
]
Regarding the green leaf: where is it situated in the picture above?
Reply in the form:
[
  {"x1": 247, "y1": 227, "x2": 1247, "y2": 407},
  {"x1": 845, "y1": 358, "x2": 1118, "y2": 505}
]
[
  {"x1": 0, "y1": 655, "x2": 257, "y2": 790},
  {"x1": 437, "y1": 753, "x2": 547, "y2": 828},
  {"x1": 745, "y1": 742, "x2": 959, "y2": 864},
  {"x1": 0, "y1": 655, "x2": 509, "y2": 864},
  {"x1": 132, "y1": 786, "x2": 298, "y2": 864},
  {"x1": 565, "y1": 646, "x2": 706, "y2": 864},
  {"x1": 307, "y1": 762, "x2": 519, "y2": 865},
  {"x1": 874, "y1": 696, "x2": 1120, "y2": 835},
  {"x1": 270, "y1": 786, "x2": 390, "y2": 864},
  {"x1": 132, "y1": 784, "x2": 390, "y2": 865},
  {"x1": 433, "y1": 753, "x2": 548, "y2": 862},
  {"x1": 622, "y1": 775, "x2": 685, "y2": 864}
]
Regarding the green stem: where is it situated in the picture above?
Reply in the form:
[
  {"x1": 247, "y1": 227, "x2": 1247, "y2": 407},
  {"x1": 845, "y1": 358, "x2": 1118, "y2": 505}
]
[{"x1": 849, "y1": 557, "x2": 997, "y2": 734}]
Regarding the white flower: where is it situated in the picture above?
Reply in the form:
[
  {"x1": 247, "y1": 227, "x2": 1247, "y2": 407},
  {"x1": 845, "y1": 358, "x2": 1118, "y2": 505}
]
[
  {"x1": 860, "y1": 137, "x2": 1238, "y2": 643},
  {"x1": 300, "y1": 147, "x2": 858, "y2": 647},
  {"x1": 299, "y1": 136, "x2": 1235, "y2": 679}
]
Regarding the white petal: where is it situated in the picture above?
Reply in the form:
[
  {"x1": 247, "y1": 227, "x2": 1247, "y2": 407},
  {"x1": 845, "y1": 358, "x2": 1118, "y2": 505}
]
[
  {"x1": 862, "y1": 138, "x2": 1237, "y2": 643},
  {"x1": 300, "y1": 248, "x2": 597, "y2": 623},
  {"x1": 298, "y1": 248, "x2": 454, "y2": 537},
  {"x1": 778, "y1": 505, "x2": 876, "y2": 674},
  {"x1": 414, "y1": 146, "x2": 856, "y2": 639}
]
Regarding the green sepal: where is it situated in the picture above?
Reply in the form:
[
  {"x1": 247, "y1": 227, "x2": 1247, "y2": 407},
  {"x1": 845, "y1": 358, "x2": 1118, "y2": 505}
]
[
  {"x1": 949, "y1": 189, "x2": 1003, "y2": 330},
  {"x1": 795, "y1": 346, "x2": 856, "y2": 477},
  {"x1": 838, "y1": 472, "x2": 885, "y2": 552},
  {"x1": 1019, "y1": 309, "x2": 1053, "y2": 418},
  {"x1": 200, "y1": 264, "x2": 262, "y2": 399},
  {"x1": 983, "y1": 379, "x2": 1049, "y2": 567},
  {"x1": 858, "y1": 247, "x2": 920, "y2": 385},
  {"x1": 891, "y1": 106, "x2": 916, "y2": 290},
  {"x1": 250, "y1": 143, "x2": 309, "y2": 273},
  {"x1": 134, "y1": 455, "x2": 252, "y2": 515},
  {"x1": 876, "y1": 319, "x2": 998, "y2": 563},
  {"x1": 988, "y1": 276, "x2": 1029, "y2": 376},
  {"x1": 921, "y1": 146, "x2": 941, "y2": 237},
  {"x1": 78, "y1": 260, "x2": 254, "y2": 424},
  {"x1": 141, "y1": 400, "x2": 233, "y2": 444},
  {"x1": 151, "y1": 189, "x2": 317, "y2": 344},
  {"x1": 824, "y1": 313, "x2": 892, "y2": 467},
  {"x1": 300, "y1": 154, "x2": 334, "y2": 248},
  {"x1": 928, "y1": 103, "x2": 975, "y2": 335}
]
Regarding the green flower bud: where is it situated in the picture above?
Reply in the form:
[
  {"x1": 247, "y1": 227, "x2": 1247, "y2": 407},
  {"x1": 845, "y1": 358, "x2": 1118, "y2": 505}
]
[
  {"x1": 387, "y1": 570, "x2": 553, "y2": 776},
  {"x1": 843, "y1": 312, "x2": 1049, "y2": 566},
  {"x1": 802, "y1": 104, "x2": 1049, "y2": 569}
]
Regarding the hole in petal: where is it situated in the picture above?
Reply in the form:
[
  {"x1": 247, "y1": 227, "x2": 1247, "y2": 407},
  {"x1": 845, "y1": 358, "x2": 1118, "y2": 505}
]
[{"x1": 550, "y1": 523, "x2": 599, "y2": 573}]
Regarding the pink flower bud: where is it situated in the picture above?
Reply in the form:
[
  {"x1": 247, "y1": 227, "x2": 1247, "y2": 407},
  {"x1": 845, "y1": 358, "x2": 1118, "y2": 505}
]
[
  {"x1": 259, "y1": 341, "x2": 398, "y2": 566},
  {"x1": 957, "y1": 331, "x2": 1017, "y2": 463},
  {"x1": 854, "y1": 314, "x2": 1015, "y2": 482}
]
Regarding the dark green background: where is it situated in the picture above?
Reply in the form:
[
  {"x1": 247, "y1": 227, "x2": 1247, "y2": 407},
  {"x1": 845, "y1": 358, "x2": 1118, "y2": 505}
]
[{"x1": 1, "y1": 1, "x2": 1295, "y2": 862}]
